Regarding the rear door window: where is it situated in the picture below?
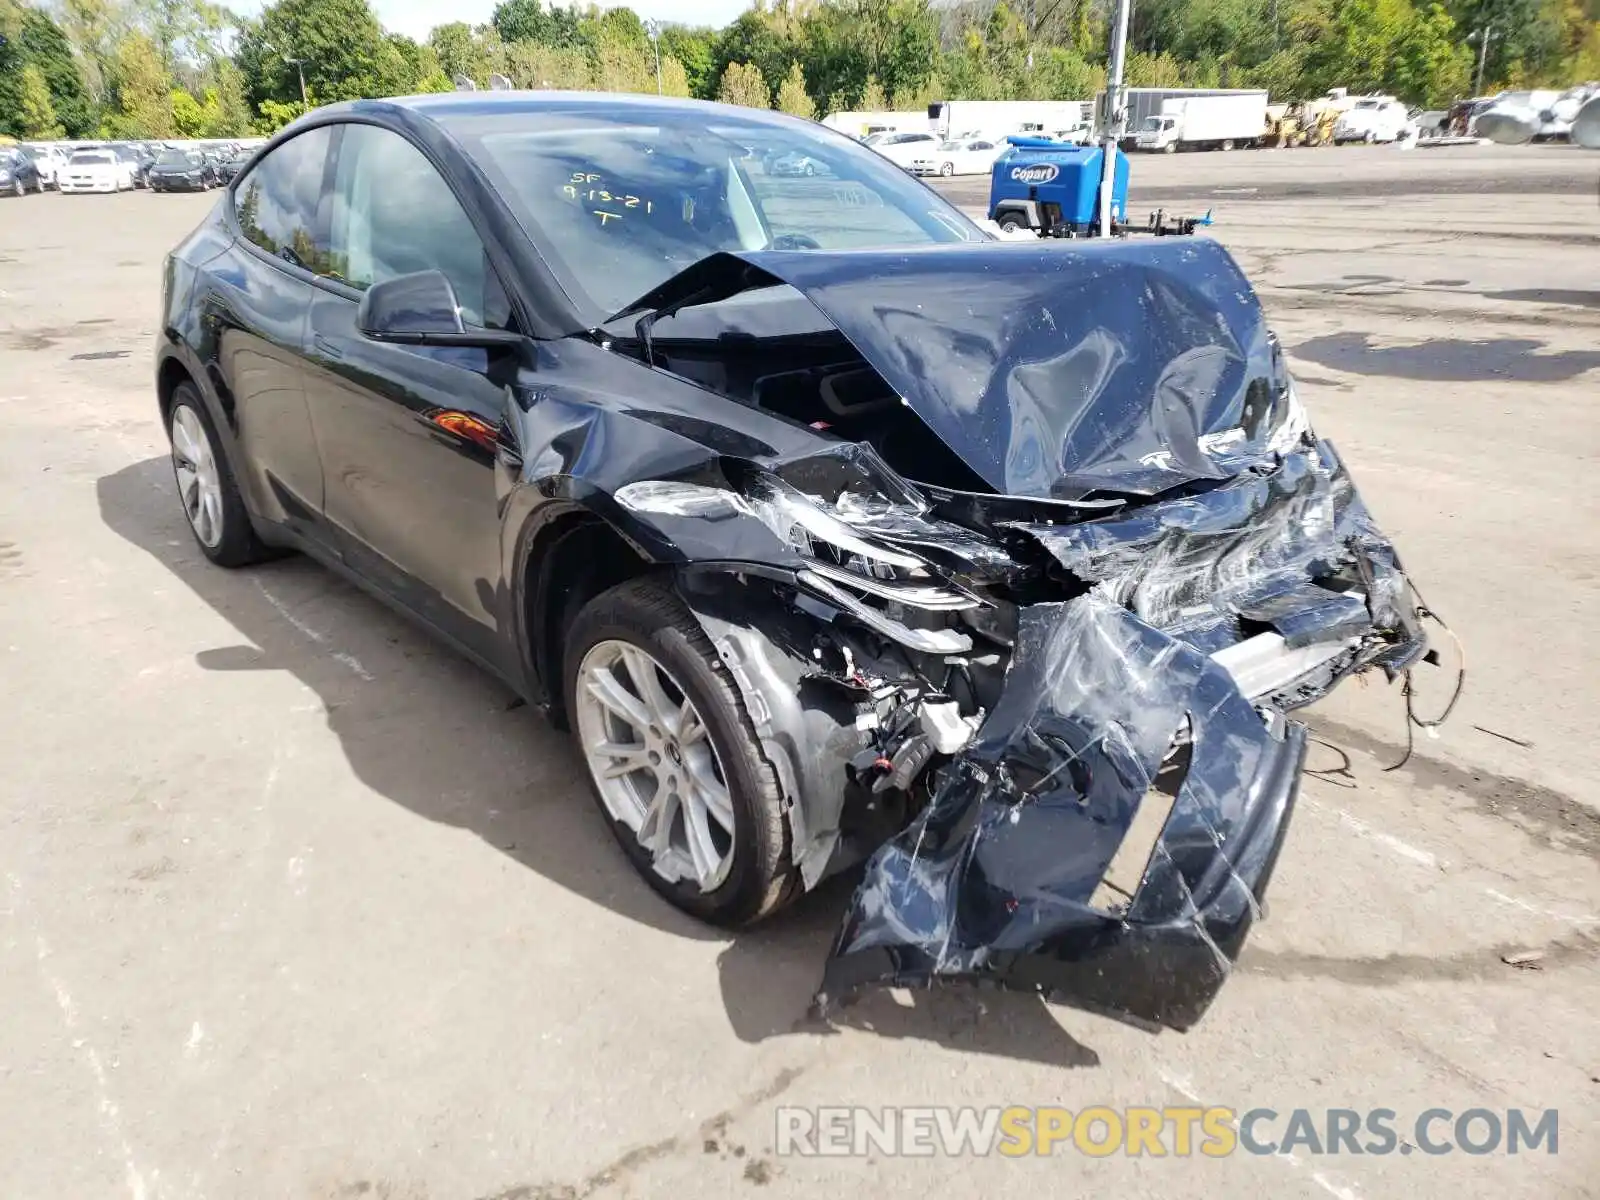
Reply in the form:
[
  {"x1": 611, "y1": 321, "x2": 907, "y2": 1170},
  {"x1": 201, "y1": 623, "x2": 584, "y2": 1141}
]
[{"x1": 232, "y1": 128, "x2": 336, "y2": 275}]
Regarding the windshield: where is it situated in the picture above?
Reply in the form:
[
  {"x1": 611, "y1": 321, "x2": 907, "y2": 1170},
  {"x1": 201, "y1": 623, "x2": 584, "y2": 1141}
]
[
  {"x1": 1141, "y1": 117, "x2": 1162, "y2": 131},
  {"x1": 444, "y1": 103, "x2": 982, "y2": 321},
  {"x1": 71, "y1": 152, "x2": 112, "y2": 164},
  {"x1": 157, "y1": 150, "x2": 200, "y2": 166}
]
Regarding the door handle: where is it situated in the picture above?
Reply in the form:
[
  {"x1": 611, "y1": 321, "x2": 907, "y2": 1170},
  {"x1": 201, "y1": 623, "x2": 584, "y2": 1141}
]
[{"x1": 312, "y1": 333, "x2": 344, "y2": 360}]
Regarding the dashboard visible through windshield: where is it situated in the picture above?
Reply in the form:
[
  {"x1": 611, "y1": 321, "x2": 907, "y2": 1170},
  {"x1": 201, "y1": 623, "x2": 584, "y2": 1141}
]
[{"x1": 440, "y1": 105, "x2": 982, "y2": 320}]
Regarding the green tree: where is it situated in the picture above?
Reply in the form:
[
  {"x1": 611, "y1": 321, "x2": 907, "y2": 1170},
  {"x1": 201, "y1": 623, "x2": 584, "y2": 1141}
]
[
  {"x1": 254, "y1": 95, "x2": 308, "y2": 132},
  {"x1": 659, "y1": 54, "x2": 692, "y2": 97},
  {"x1": 18, "y1": 8, "x2": 97, "y2": 136},
  {"x1": 58, "y1": 0, "x2": 122, "y2": 105},
  {"x1": 717, "y1": 59, "x2": 769, "y2": 107},
  {"x1": 503, "y1": 39, "x2": 592, "y2": 88},
  {"x1": 104, "y1": 31, "x2": 174, "y2": 137},
  {"x1": 243, "y1": 0, "x2": 413, "y2": 108},
  {"x1": 1392, "y1": 2, "x2": 1471, "y2": 104},
  {"x1": 19, "y1": 64, "x2": 66, "y2": 137},
  {"x1": 660, "y1": 25, "x2": 717, "y2": 97},
  {"x1": 775, "y1": 59, "x2": 814, "y2": 117},
  {"x1": 492, "y1": 0, "x2": 581, "y2": 48},
  {"x1": 204, "y1": 61, "x2": 253, "y2": 135},
  {"x1": 859, "y1": 73, "x2": 887, "y2": 109},
  {"x1": 711, "y1": 8, "x2": 796, "y2": 103},
  {"x1": 171, "y1": 85, "x2": 208, "y2": 135},
  {"x1": 428, "y1": 22, "x2": 479, "y2": 79}
]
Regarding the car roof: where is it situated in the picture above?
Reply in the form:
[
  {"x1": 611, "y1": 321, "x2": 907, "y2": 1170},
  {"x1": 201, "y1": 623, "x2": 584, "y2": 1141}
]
[{"x1": 329, "y1": 90, "x2": 814, "y2": 132}]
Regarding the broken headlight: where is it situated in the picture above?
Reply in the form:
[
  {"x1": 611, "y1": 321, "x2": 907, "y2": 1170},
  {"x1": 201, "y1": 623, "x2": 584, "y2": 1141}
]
[{"x1": 614, "y1": 475, "x2": 981, "y2": 652}]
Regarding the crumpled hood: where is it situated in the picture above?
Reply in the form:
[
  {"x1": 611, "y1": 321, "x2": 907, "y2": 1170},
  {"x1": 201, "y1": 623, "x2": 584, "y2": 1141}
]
[{"x1": 611, "y1": 239, "x2": 1281, "y2": 500}]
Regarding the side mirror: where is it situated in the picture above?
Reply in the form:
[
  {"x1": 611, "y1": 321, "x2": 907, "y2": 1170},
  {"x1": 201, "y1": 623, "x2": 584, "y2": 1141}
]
[{"x1": 355, "y1": 269, "x2": 522, "y2": 348}]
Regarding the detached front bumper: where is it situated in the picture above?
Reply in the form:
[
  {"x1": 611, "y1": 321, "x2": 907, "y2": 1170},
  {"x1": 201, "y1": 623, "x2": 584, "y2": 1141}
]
[{"x1": 821, "y1": 595, "x2": 1314, "y2": 1031}]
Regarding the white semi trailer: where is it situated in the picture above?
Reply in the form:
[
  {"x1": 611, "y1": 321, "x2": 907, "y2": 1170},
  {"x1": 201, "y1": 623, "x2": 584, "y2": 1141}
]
[
  {"x1": 1132, "y1": 90, "x2": 1270, "y2": 152},
  {"x1": 926, "y1": 100, "x2": 1093, "y2": 142}
]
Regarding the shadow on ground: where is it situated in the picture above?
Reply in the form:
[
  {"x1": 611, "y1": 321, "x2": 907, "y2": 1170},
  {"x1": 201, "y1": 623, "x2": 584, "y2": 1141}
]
[
  {"x1": 1293, "y1": 331, "x2": 1600, "y2": 383},
  {"x1": 97, "y1": 454, "x2": 1098, "y2": 1069}
]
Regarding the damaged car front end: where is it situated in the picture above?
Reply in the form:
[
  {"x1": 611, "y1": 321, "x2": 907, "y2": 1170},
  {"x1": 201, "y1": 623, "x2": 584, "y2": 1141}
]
[{"x1": 555, "y1": 237, "x2": 1428, "y2": 1032}]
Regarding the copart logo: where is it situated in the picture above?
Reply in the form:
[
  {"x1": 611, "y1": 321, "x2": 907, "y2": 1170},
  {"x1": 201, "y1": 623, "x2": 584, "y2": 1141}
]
[{"x1": 1010, "y1": 164, "x2": 1060, "y2": 184}]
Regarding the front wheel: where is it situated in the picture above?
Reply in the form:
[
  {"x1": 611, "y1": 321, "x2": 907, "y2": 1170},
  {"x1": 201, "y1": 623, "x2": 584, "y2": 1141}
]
[
  {"x1": 996, "y1": 213, "x2": 1030, "y2": 233},
  {"x1": 10, "y1": 178, "x2": 23, "y2": 198},
  {"x1": 565, "y1": 577, "x2": 795, "y2": 927},
  {"x1": 1163, "y1": 141, "x2": 1178, "y2": 154},
  {"x1": 940, "y1": 161, "x2": 954, "y2": 176}
]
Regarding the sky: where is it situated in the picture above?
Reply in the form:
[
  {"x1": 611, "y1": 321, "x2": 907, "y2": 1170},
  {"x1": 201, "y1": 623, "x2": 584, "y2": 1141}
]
[{"x1": 234, "y1": 0, "x2": 753, "y2": 41}]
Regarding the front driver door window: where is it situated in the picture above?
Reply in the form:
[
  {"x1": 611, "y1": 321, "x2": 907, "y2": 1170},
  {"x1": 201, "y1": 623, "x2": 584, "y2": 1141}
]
[
  {"x1": 325, "y1": 123, "x2": 508, "y2": 328},
  {"x1": 303, "y1": 122, "x2": 512, "y2": 661}
]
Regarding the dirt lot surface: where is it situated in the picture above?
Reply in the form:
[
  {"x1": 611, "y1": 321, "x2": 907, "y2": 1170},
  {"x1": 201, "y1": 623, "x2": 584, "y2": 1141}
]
[{"x1": 2, "y1": 141, "x2": 1598, "y2": 1199}]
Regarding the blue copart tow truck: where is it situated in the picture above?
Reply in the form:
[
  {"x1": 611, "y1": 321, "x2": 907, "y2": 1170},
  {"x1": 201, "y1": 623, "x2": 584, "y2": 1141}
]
[{"x1": 987, "y1": 137, "x2": 1210, "y2": 237}]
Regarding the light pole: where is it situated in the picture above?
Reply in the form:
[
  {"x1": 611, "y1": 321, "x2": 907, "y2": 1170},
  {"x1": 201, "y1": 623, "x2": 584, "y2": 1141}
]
[
  {"x1": 262, "y1": 41, "x2": 308, "y2": 106},
  {"x1": 286, "y1": 57, "x2": 307, "y2": 105},
  {"x1": 644, "y1": 19, "x2": 662, "y2": 95},
  {"x1": 1097, "y1": 0, "x2": 1133, "y2": 236},
  {"x1": 1468, "y1": 25, "x2": 1494, "y2": 96}
]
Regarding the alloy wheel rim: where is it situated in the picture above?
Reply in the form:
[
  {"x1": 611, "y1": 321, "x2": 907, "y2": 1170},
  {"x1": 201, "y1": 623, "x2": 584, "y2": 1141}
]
[
  {"x1": 170, "y1": 406, "x2": 224, "y2": 549},
  {"x1": 574, "y1": 639, "x2": 736, "y2": 893}
]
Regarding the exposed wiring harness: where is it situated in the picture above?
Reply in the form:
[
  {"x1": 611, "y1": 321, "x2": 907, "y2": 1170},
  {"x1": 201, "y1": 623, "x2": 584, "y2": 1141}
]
[{"x1": 1381, "y1": 581, "x2": 1465, "y2": 772}]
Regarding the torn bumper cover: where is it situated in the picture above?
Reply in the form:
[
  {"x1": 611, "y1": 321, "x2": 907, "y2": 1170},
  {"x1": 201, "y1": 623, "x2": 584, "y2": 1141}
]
[{"x1": 820, "y1": 595, "x2": 1308, "y2": 1032}]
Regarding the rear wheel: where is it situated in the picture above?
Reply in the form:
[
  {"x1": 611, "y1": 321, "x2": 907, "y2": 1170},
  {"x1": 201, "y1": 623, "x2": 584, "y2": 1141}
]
[
  {"x1": 1163, "y1": 140, "x2": 1178, "y2": 154},
  {"x1": 565, "y1": 577, "x2": 795, "y2": 927},
  {"x1": 1221, "y1": 139, "x2": 1235, "y2": 151},
  {"x1": 10, "y1": 178, "x2": 22, "y2": 198},
  {"x1": 940, "y1": 160, "x2": 955, "y2": 176},
  {"x1": 167, "y1": 383, "x2": 271, "y2": 567}
]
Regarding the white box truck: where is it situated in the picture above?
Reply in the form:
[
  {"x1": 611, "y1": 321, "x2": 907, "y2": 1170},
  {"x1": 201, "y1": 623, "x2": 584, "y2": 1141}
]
[{"x1": 1133, "y1": 91, "x2": 1269, "y2": 152}]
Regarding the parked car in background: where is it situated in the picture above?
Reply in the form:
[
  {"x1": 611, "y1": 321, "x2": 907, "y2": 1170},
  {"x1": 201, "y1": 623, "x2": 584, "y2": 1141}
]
[
  {"x1": 909, "y1": 137, "x2": 1002, "y2": 177},
  {"x1": 1334, "y1": 97, "x2": 1409, "y2": 143},
  {"x1": 863, "y1": 129, "x2": 940, "y2": 168},
  {"x1": 148, "y1": 148, "x2": 220, "y2": 191},
  {"x1": 130, "y1": 146, "x2": 159, "y2": 187},
  {"x1": 0, "y1": 149, "x2": 45, "y2": 196},
  {"x1": 218, "y1": 150, "x2": 251, "y2": 184},
  {"x1": 768, "y1": 150, "x2": 828, "y2": 176},
  {"x1": 21, "y1": 144, "x2": 69, "y2": 188},
  {"x1": 59, "y1": 148, "x2": 138, "y2": 192}
]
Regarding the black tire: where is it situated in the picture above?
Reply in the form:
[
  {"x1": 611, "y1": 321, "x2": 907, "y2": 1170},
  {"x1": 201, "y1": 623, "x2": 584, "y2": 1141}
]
[
  {"x1": 166, "y1": 382, "x2": 272, "y2": 568},
  {"x1": 940, "y1": 161, "x2": 954, "y2": 176},
  {"x1": 564, "y1": 576, "x2": 796, "y2": 927},
  {"x1": 1163, "y1": 140, "x2": 1178, "y2": 154},
  {"x1": 997, "y1": 213, "x2": 1030, "y2": 233},
  {"x1": 11, "y1": 178, "x2": 23, "y2": 198}
]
